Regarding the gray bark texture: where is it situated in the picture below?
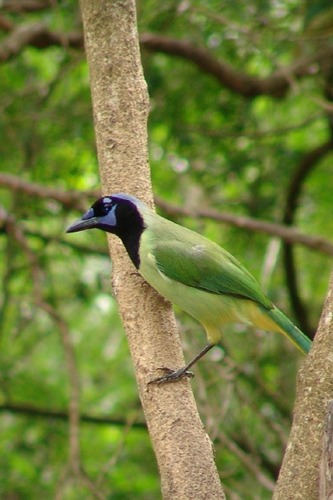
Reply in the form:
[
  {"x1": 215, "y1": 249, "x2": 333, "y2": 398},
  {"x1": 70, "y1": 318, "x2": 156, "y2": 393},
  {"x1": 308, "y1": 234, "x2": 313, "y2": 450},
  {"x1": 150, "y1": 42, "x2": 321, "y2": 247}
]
[
  {"x1": 79, "y1": 1, "x2": 225, "y2": 498},
  {"x1": 274, "y1": 273, "x2": 333, "y2": 499}
]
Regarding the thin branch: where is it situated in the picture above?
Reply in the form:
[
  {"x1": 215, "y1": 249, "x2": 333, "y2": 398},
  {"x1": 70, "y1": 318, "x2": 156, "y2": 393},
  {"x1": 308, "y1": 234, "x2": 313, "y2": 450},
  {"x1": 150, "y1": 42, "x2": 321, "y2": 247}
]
[
  {"x1": 1, "y1": 21, "x2": 333, "y2": 100},
  {"x1": 0, "y1": 16, "x2": 13, "y2": 32},
  {"x1": 0, "y1": 402, "x2": 146, "y2": 428},
  {"x1": 0, "y1": 211, "x2": 16, "y2": 344},
  {"x1": 38, "y1": 301, "x2": 82, "y2": 473},
  {"x1": 25, "y1": 229, "x2": 108, "y2": 256},
  {"x1": 140, "y1": 33, "x2": 332, "y2": 98},
  {"x1": 0, "y1": 206, "x2": 108, "y2": 258},
  {"x1": 2, "y1": 207, "x2": 107, "y2": 498},
  {"x1": 0, "y1": 173, "x2": 93, "y2": 210},
  {"x1": 156, "y1": 197, "x2": 333, "y2": 256},
  {"x1": 0, "y1": 22, "x2": 83, "y2": 62},
  {"x1": 0, "y1": 0, "x2": 51, "y2": 13},
  {"x1": 283, "y1": 141, "x2": 333, "y2": 223},
  {"x1": 1, "y1": 208, "x2": 82, "y2": 479},
  {"x1": 96, "y1": 412, "x2": 143, "y2": 488},
  {"x1": 2, "y1": 174, "x2": 333, "y2": 256},
  {"x1": 282, "y1": 140, "x2": 333, "y2": 333},
  {"x1": 182, "y1": 113, "x2": 323, "y2": 140},
  {"x1": 217, "y1": 430, "x2": 276, "y2": 492}
]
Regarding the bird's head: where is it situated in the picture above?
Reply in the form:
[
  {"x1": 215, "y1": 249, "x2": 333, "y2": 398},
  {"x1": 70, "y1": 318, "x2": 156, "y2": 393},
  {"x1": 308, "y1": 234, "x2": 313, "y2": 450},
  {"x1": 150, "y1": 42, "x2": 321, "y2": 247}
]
[{"x1": 66, "y1": 193, "x2": 146, "y2": 236}]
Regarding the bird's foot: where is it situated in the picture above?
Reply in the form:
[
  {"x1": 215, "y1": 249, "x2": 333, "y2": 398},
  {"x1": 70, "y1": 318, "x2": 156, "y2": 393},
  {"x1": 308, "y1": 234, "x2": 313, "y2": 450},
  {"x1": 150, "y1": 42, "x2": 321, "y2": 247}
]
[{"x1": 148, "y1": 367, "x2": 194, "y2": 385}]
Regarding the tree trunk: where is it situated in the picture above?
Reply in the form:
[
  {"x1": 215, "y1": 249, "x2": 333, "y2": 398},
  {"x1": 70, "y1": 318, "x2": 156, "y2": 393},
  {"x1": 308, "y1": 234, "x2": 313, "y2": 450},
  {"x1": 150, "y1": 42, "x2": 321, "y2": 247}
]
[
  {"x1": 274, "y1": 273, "x2": 333, "y2": 499},
  {"x1": 79, "y1": 1, "x2": 225, "y2": 498}
]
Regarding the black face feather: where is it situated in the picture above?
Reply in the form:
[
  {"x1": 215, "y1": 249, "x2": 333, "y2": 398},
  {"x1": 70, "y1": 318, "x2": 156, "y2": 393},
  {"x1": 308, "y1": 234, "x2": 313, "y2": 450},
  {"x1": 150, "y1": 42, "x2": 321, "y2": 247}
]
[
  {"x1": 107, "y1": 197, "x2": 146, "y2": 269},
  {"x1": 68, "y1": 195, "x2": 146, "y2": 269}
]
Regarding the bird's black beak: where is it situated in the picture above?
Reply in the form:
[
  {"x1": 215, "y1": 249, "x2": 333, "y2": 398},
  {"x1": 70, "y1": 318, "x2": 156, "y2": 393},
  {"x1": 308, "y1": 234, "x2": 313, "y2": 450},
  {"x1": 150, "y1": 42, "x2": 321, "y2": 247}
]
[{"x1": 66, "y1": 208, "x2": 99, "y2": 233}]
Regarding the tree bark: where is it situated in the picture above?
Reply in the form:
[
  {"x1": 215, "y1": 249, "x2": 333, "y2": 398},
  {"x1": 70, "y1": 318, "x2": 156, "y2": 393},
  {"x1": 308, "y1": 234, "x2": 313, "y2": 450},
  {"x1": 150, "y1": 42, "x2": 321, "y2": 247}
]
[
  {"x1": 273, "y1": 273, "x2": 333, "y2": 499},
  {"x1": 319, "y1": 400, "x2": 333, "y2": 499},
  {"x1": 78, "y1": 1, "x2": 225, "y2": 498}
]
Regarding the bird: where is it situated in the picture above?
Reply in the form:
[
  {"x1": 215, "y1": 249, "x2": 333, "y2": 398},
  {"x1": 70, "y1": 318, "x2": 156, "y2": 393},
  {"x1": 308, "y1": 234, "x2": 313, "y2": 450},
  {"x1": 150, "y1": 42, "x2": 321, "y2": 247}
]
[{"x1": 66, "y1": 193, "x2": 312, "y2": 383}]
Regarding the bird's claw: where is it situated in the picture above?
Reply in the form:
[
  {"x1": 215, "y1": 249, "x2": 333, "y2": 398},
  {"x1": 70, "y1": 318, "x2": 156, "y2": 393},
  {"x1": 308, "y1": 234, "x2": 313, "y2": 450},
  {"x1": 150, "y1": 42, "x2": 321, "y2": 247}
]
[{"x1": 148, "y1": 366, "x2": 194, "y2": 385}]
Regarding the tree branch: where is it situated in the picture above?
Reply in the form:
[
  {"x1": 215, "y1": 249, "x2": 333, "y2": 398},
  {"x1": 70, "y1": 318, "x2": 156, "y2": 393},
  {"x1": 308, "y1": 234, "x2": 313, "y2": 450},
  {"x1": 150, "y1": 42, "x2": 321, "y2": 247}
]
[
  {"x1": 0, "y1": 22, "x2": 83, "y2": 62},
  {"x1": 319, "y1": 400, "x2": 333, "y2": 498},
  {"x1": 217, "y1": 431, "x2": 275, "y2": 492},
  {"x1": 1, "y1": 173, "x2": 332, "y2": 256},
  {"x1": 0, "y1": 172, "x2": 91, "y2": 210},
  {"x1": 273, "y1": 273, "x2": 333, "y2": 498},
  {"x1": 156, "y1": 197, "x2": 333, "y2": 256},
  {"x1": 0, "y1": 402, "x2": 146, "y2": 428},
  {"x1": 1, "y1": 21, "x2": 333, "y2": 100},
  {"x1": 0, "y1": 0, "x2": 51, "y2": 13},
  {"x1": 79, "y1": 0, "x2": 225, "y2": 497},
  {"x1": 282, "y1": 140, "x2": 333, "y2": 334},
  {"x1": 1, "y1": 206, "x2": 84, "y2": 483},
  {"x1": 140, "y1": 33, "x2": 332, "y2": 98}
]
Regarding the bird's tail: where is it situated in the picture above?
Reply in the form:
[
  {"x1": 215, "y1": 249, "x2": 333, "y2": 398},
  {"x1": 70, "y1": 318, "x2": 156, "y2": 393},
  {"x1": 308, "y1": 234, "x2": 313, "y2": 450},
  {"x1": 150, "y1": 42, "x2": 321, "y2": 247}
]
[{"x1": 265, "y1": 306, "x2": 312, "y2": 354}]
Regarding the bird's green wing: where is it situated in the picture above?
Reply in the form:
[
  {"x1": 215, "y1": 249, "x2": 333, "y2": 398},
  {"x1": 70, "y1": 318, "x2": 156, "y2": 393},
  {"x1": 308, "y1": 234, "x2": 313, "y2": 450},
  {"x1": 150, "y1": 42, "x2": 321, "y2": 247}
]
[{"x1": 153, "y1": 238, "x2": 273, "y2": 309}]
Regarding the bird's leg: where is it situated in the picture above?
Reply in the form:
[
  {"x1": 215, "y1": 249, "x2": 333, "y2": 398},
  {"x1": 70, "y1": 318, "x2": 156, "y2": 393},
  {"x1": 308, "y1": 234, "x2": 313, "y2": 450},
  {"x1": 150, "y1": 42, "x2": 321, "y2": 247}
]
[{"x1": 148, "y1": 343, "x2": 216, "y2": 385}]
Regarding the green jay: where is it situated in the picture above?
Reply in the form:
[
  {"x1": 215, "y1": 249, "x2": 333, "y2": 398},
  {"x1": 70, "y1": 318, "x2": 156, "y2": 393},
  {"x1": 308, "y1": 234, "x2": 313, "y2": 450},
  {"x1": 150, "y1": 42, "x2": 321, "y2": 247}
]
[{"x1": 67, "y1": 193, "x2": 311, "y2": 383}]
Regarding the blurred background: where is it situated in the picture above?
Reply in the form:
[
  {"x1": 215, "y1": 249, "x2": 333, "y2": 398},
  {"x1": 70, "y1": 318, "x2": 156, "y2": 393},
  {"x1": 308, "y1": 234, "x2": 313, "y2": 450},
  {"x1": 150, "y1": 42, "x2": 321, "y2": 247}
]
[{"x1": 0, "y1": 0, "x2": 332, "y2": 498}]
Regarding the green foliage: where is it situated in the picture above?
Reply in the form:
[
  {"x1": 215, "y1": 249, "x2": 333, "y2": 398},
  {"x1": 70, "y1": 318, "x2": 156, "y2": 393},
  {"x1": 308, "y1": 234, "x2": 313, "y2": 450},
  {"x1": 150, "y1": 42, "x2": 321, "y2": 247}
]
[{"x1": 0, "y1": 0, "x2": 332, "y2": 498}]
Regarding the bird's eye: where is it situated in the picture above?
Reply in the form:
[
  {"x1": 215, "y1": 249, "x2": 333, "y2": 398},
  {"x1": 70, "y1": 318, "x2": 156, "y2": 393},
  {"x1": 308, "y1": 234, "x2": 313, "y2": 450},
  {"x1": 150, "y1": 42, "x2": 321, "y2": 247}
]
[{"x1": 91, "y1": 197, "x2": 114, "y2": 216}]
